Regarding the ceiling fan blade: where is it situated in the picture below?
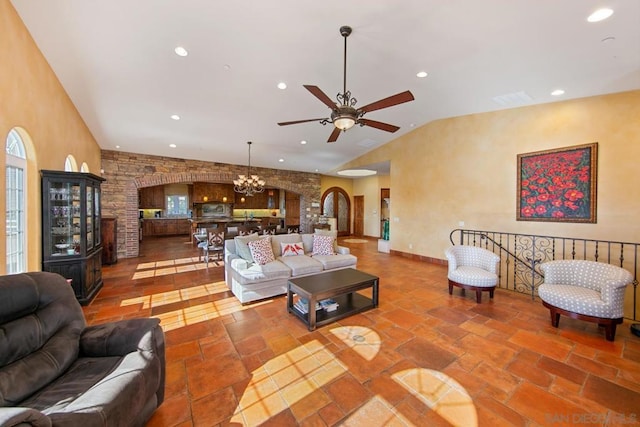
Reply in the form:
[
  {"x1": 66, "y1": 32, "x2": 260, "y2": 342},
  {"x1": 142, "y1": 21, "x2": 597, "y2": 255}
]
[
  {"x1": 304, "y1": 85, "x2": 338, "y2": 110},
  {"x1": 327, "y1": 127, "x2": 342, "y2": 143},
  {"x1": 278, "y1": 118, "x2": 328, "y2": 126},
  {"x1": 359, "y1": 119, "x2": 400, "y2": 133},
  {"x1": 358, "y1": 90, "x2": 415, "y2": 114}
]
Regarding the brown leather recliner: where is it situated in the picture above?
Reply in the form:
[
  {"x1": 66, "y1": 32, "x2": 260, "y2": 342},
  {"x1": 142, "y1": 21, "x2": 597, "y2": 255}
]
[{"x1": 0, "y1": 272, "x2": 165, "y2": 426}]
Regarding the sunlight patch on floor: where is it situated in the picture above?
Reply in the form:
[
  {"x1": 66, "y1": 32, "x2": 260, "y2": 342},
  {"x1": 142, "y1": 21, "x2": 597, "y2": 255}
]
[
  {"x1": 120, "y1": 282, "x2": 229, "y2": 309},
  {"x1": 132, "y1": 257, "x2": 220, "y2": 279},
  {"x1": 392, "y1": 368, "x2": 477, "y2": 427},
  {"x1": 153, "y1": 296, "x2": 272, "y2": 332},
  {"x1": 231, "y1": 339, "x2": 347, "y2": 425},
  {"x1": 120, "y1": 281, "x2": 272, "y2": 332},
  {"x1": 330, "y1": 325, "x2": 381, "y2": 361},
  {"x1": 341, "y1": 396, "x2": 412, "y2": 426}
]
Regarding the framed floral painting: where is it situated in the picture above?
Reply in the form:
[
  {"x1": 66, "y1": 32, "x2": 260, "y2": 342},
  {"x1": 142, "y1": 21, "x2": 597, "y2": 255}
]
[{"x1": 517, "y1": 143, "x2": 598, "y2": 223}]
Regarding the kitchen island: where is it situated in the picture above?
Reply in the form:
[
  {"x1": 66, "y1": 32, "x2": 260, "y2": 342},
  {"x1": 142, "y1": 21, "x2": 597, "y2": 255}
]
[{"x1": 141, "y1": 218, "x2": 191, "y2": 237}]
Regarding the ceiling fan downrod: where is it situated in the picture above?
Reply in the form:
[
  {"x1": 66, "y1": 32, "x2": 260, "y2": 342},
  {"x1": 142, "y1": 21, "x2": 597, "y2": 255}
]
[{"x1": 338, "y1": 26, "x2": 357, "y2": 108}]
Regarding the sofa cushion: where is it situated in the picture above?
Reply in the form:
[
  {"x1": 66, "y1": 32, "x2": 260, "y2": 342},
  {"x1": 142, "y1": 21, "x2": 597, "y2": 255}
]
[
  {"x1": 234, "y1": 260, "x2": 292, "y2": 284},
  {"x1": 271, "y1": 234, "x2": 303, "y2": 257},
  {"x1": 312, "y1": 235, "x2": 335, "y2": 256},
  {"x1": 538, "y1": 284, "x2": 613, "y2": 318},
  {"x1": 281, "y1": 242, "x2": 304, "y2": 257},
  {"x1": 234, "y1": 233, "x2": 261, "y2": 262},
  {"x1": 311, "y1": 253, "x2": 357, "y2": 271},
  {"x1": 248, "y1": 237, "x2": 275, "y2": 265},
  {"x1": 448, "y1": 266, "x2": 498, "y2": 288},
  {"x1": 278, "y1": 255, "x2": 323, "y2": 276}
]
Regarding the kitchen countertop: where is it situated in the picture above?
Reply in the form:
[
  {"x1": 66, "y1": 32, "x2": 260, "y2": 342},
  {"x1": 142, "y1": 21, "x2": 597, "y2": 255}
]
[
  {"x1": 141, "y1": 217, "x2": 190, "y2": 221},
  {"x1": 189, "y1": 217, "x2": 261, "y2": 223}
]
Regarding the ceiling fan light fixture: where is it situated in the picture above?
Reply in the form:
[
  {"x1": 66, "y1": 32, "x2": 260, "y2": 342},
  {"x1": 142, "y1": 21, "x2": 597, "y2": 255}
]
[
  {"x1": 334, "y1": 116, "x2": 356, "y2": 131},
  {"x1": 277, "y1": 25, "x2": 414, "y2": 143},
  {"x1": 332, "y1": 105, "x2": 357, "y2": 130}
]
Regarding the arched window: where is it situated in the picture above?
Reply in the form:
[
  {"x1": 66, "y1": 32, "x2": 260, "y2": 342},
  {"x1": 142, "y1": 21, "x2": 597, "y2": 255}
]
[
  {"x1": 64, "y1": 155, "x2": 78, "y2": 172},
  {"x1": 80, "y1": 162, "x2": 90, "y2": 172},
  {"x1": 6, "y1": 129, "x2": 27, "y2": 273}
]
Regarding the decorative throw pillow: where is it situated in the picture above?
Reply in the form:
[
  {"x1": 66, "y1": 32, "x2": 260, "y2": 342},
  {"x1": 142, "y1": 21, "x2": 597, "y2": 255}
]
[
  {"x1": 314, "y1": 229, "x2": 339, "y2": 252},
  {"x1": 312, "y1": 234, "x2": 335, "y2": 256},
  {"x1": 248, "y1": 237, "x2": 275, "y2": 265},
  {"x1": 281, "y1": 242, "x2": 304, "y2": 257},
  {"x1": 234, "y1": 233, "x2": 260, "y2": 261}
]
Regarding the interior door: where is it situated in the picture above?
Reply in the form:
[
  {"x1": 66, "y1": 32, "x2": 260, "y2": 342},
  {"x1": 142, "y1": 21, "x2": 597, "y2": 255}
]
[
  {"x1": 284, "y1": 191, "x2": 300, "y2": 227},
  {"x1": 353, "y1": 195, "x2": 364, "y2": 237},
  {"x1": 321, "y1": 187, "x2": 350, "y2": 237}
]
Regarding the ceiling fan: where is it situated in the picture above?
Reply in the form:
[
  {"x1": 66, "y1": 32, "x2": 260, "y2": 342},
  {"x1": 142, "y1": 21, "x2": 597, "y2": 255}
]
[{"x1": 278, "y1": 26, "x2": 415, "y2": 143}]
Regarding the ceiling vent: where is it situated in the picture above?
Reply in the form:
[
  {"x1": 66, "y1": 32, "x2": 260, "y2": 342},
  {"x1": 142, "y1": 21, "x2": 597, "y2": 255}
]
[
  {"x1": 492, "y1": 91, "x2": 533, "y2": 107},
  {"x1": 357, "y1": 138, "x2": 378, "y2": 148}
]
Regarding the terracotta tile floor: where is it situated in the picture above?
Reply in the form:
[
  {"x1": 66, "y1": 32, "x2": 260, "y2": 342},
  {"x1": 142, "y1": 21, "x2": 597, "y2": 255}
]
[{"x1": 84, "y1": 236, "x2": 640, "y2": 426}]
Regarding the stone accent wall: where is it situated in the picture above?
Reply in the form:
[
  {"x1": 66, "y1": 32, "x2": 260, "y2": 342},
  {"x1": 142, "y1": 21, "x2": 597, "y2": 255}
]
[{"x1": 100, "y1": 150, "x2": 322, "y2": 259}]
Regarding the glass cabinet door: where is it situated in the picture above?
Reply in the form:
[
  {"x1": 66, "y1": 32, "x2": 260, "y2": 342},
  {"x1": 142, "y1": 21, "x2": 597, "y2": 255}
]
[
  {"x1": 86, "y1": 184, "x2": 94, "y2": 249},
  {"x1": 95, "y1": 184, "x2": 101, "y2": 246},
  {"x1": 48, "y1": 181, "x2": 82, "y2": 257}
]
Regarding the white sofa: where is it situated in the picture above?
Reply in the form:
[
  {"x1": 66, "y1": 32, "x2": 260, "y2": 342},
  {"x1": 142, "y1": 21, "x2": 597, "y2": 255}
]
[{"x1": 224, "y1": 232, "x2": 357, "y2": 304}]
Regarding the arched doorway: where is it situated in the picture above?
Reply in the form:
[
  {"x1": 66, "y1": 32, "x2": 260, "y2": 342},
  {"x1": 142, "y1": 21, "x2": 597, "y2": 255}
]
[{"x1": 321, "y1": 187, "x2": 350, "y2": 236}]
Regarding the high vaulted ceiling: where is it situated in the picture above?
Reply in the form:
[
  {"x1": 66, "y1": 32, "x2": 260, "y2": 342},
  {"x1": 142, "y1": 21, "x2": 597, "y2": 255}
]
[{"x1": 11, "y1": 0, "x2": 640, "y2": 176}]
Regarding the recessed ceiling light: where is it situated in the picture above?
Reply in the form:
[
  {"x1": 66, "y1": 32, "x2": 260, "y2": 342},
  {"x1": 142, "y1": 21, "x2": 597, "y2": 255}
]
[
  {"x1": 416, "y1": 71, "x2": 428, "y2": 78},
  {"x1": 277, "y1": 82, "x2": 287, "y2": 90},
  {"x1": 551, "y1": 89, "x2": 565, "y2": 96},
  {"x1": 300, "y1": 140, "x2": 307, "y2": 145},
  {"x1": 170, "y1": 114, "x2": 180, "y2": 120},
  {"x1": 169, "y1": 144, "x2": 177, "y2": 148},
  {"x1": 115, "y1": 145, "x2": 120, "y2": 149},
  {"x1": 315, "y1": 169, "x2": 319, "y2": 172},
  {"x1": 587, "y1": 8, "x2": 613, "y2": 22},
  {"x1": 174, "y1": 46, "x2": 188, "y2": 57},
  {"x1": 410, "y1": 123, "x2": 415, "y2": 128},
  {"x1": 278, "y1": 158, "x2": 284, "y2": 163},
  {"x1": 337, "y1": 169, "x2": 377, "y2": 177},
  {"x1": 223, "y1": 64, "x2": 231, "y2": 70}
]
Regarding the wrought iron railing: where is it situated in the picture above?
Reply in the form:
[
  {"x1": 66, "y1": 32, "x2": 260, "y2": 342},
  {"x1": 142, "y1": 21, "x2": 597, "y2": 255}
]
[{"x1": 449, "y1": 229, "x2": 640, "y2": 321}]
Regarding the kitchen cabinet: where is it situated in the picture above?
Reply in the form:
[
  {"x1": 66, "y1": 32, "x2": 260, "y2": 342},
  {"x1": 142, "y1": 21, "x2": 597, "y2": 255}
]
[
  {"x1": 142, "y1": 219, "x2": 191, "y2": 236},
  {"x1": 193, "y1": 182, "x2": 234, "y2": 203},
  {"x1": 139, "y1": 185, "x2": 165, "y2": 209},
  {"x1": 41, "y1": 170, "x2": 105, "y2": 305}
]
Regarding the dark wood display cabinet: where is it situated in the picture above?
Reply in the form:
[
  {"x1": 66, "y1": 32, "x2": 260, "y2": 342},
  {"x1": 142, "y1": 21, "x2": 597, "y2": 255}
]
[{"x1": 41, "y1": 170, "x2": 106, "y2": 305}]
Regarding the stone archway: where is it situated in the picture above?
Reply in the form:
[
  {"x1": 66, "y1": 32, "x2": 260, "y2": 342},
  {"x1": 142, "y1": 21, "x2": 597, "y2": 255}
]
[{"x1": 120, "y1": 170, "x2": 320, "y2": 258}]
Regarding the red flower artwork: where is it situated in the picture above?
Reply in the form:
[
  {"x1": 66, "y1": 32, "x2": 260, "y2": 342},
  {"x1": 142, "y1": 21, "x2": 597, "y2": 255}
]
[{"x1": 517, "y1": 143, "x2": 597, "y2": 223}]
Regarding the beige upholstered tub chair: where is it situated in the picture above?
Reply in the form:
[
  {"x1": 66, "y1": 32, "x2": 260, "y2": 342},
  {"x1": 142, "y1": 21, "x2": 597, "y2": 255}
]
[
  {"x1": 445, "y1": 245, "x2": 500, "y2": 303},
  {"x1": 538, "y1": 260, "x2": 633, "y2": 341}
]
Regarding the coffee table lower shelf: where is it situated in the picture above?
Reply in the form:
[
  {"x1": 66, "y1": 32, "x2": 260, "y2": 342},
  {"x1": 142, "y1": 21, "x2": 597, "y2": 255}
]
[{"x1": 289, "y1": 293, "x2": 374, "y2": 330}]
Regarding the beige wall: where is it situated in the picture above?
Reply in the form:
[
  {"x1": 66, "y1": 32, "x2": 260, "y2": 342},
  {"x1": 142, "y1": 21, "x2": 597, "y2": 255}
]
[
  {"x1": 0, "y1": 1, "x2": 102, "y2": 273},
  {"x1": 340, "y1": 90, "x2": 640, "y2": 259}
]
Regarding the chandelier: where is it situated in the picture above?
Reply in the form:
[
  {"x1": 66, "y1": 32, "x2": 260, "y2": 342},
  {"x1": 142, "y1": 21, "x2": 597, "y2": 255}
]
[{"x1": 233, "y1": 141, "x2": 265, "y2": 196}]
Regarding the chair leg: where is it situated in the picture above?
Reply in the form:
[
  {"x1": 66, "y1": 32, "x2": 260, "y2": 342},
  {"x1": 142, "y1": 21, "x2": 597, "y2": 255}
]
[
  {"x1": 475, "y1": 290, "x2": 482, "y2": 303},
  {"x1": 550, "y1": 310, "x2": 560, "y2": 327},
  {"x1": 448, "y1": 283, "x2": 453, "y2": 295},
  {"x1": 489, "y1": 289, "x2": 495, "y2": 299},
  {"x1": 605, "y1": 324, "x2": 617, "y2": 341}
]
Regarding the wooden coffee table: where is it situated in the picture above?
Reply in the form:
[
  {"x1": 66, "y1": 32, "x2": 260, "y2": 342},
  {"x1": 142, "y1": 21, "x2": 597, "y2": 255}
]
[{"x1": 287, "y1": 268, "x2": 379, "y2": 331}]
